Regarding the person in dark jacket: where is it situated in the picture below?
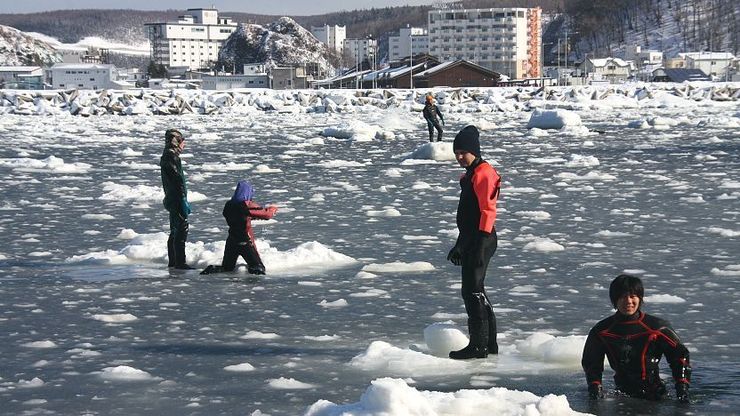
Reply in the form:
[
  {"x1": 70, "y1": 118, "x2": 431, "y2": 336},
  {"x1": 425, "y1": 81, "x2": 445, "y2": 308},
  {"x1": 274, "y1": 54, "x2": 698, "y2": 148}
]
[
  {"x1": 422, "y1": 94, "x2": 445, "y2": 142},
  {"x1": 446, "y1": 125, "x2": 501, "y2": 359},
  {"x1": 201, "y1": 181, "x2": 277, "y2": 275},
  {"x1": 581, "y1": 274, "x2": 691, "y2": 402},
  {"x1": 160, "y1": 128, "x2": 193, "y2": 270}
]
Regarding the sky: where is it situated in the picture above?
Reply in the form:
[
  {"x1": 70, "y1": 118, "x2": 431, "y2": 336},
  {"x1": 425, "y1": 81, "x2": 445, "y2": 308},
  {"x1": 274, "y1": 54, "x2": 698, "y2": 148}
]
[{"x1": 0, "y1": 0, "x2": 435, "y2": 15}]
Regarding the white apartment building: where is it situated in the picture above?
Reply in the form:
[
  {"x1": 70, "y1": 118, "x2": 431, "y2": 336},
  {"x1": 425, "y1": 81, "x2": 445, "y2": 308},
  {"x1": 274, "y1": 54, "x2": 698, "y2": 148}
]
[
  {"x1": 310, "y1": 24, "x2": 346, "y2": 54},
  {"x1": 343, "y1": 38, "x2": 378, "y2": 67},
  {"x1": 49, "y1": 63, "x2": 133, "y2": 90},
  {"x1": 428, "y1": 7, "x2": 542, "y2": 79},
  {"x1": 145, "y1": 8, "x2": 238, "y2": 71},
  {"x1": 681, "y1": 52, "x2": 736, "y2": 79},
  {"x1": 388, "y1": 26, "x2": 429, "y2": 61}
]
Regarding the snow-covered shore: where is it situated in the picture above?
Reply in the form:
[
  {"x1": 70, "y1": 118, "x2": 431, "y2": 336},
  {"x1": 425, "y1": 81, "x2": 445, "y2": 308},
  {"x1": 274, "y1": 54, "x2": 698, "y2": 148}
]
[{"x1": 2, "y1": 82, "x2": 738, "y2": 117}]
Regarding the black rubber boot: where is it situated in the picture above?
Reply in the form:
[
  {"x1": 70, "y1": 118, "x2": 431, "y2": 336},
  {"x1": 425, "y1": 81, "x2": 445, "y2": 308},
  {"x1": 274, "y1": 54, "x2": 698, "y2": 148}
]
[
  {"x1": 487, "y1": 305, "x2": 499, "y2": 354},
  {"x1": 200, "y1": 265, "x2": 224, "y2": 275},
  {"x1": 167, "y1": 235, "x2": 175, "y2": 267},
  {"x1": 248, "y1": 264, "x2": 266, "y2": 275},
  {"x1": 450, "y1": 319, "x2": 489, "y2": 359},
  {"x1": 174, "y1": 240, "x2": 194, "y2": 270}
]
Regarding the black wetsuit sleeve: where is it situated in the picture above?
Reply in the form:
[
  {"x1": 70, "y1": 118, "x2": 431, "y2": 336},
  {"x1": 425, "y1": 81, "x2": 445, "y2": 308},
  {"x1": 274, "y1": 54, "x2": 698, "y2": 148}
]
[
  {"x1": 436, "y1": 105, "x2": 443, "y2": 121},
  {"x1": 582, "y1": 326, "x2": 606, "y2": 386},
  {"x1": 162, "y1": 153, "x2": 185, "y2": 198},
  {"x1": 659, "y1": 325, "x2": 691, "y2": 384}
]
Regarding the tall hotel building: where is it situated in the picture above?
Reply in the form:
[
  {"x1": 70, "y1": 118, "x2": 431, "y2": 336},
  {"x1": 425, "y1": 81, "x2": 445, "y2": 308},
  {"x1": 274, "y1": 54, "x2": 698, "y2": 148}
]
[
  {"x1": 428, "y1": 7, "x2": 541, "y2": 79},
  {"x1": 146, "y1": 8, "x2": 238, "y2": 71},
  {"x1": 310, "y1": 25, "x2": 347, "y2": 54}
]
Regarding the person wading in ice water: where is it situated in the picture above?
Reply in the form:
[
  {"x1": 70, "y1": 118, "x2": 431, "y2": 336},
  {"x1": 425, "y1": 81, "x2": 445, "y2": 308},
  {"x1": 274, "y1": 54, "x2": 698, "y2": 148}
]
[
  {"x1": 423, "y1": 94, "x2": 445, "y2": 142},
  {"x1": 581, "y1": 274, "x2": 691, "y2": 402},
  {"x1": 201, "y1": 181, "x2": 277, "y2": 275},
  {"x1": 160, "y1": 128, "x2": 194, "y2": 270},
  {"x1": 447, "y1": 125, "x2": 501, "y2": 359}
]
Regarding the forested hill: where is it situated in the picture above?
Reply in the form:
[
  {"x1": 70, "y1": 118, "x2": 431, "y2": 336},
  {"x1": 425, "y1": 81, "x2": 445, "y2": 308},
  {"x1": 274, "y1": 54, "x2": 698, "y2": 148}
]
[{"x1": 566, "y1": 0, "x2": 739, "y2": 56}]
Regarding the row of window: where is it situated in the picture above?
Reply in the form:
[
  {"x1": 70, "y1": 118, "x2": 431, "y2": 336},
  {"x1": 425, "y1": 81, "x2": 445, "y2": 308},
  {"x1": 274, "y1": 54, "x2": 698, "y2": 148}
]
[
  {"x1": 430, "y1": 37, "x2": 516, "y2": 43},
  {"x1": 63, "y1": 70, "x2": 104, "y2": 74},
  {"x1": 172, "y1": 45, "x2": 217, "y2": 49},
  {"x1": 172, "y1": 52, "x2": 218, "y2": 56},
  {"x1": 431, "y1": 27, "x2": 516, "y2": 34},
  {"x1": 430, "y1": 11, "x2": 524, "y2": 21}
]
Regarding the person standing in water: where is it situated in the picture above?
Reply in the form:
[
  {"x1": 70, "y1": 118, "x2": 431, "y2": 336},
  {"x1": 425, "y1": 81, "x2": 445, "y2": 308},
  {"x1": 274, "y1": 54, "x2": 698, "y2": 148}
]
[
  {"x1": 447, "y1": 125, "x2": 501, "y2": 359},
  {"x1": 423, "y1": 94, "x2": 445, "y2": 142},
  {"x1": 160, "y1": 128, "x2": 193, "y2": 270}
]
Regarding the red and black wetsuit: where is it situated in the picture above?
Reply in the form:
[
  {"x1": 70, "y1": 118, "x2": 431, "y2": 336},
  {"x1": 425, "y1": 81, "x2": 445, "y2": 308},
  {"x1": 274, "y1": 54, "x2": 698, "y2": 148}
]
[
  {"x1": 581, "y1": 311, "x2": 691, "y2": 400},
  {"x1": 423, "y1": 102, "x2": 444, "y2": 142},
  {"x1": 456, "y1": 157, "x2": 501, "y2": 349},
  {"x1": 221, "y1": 199, "x2": 275, "y2": 273}
]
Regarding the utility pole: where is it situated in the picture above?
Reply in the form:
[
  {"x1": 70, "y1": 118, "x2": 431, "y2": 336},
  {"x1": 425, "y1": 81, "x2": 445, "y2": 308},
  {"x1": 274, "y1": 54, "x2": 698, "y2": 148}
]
[
  {"x1": 356, "y1": 41, "x2": 360, "y2": 89},
  {"x1": 409, "y1": 29, "x2": 414, "y2": 90},
  {"x1": 557, "y1": 37, "x2": 561, "y2": 85}
]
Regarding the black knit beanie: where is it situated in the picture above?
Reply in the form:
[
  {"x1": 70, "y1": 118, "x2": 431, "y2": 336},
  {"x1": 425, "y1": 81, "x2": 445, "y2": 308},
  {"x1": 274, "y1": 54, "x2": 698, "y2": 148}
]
[{"x1": 453, "y1": 125, "x2": 480, "y2": 157}]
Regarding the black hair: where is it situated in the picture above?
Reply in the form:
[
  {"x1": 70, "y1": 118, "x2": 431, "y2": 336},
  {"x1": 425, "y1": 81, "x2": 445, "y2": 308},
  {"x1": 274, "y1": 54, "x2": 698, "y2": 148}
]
[{"x1": 609, "y1": 274, "x2": 644, "y2": 308}]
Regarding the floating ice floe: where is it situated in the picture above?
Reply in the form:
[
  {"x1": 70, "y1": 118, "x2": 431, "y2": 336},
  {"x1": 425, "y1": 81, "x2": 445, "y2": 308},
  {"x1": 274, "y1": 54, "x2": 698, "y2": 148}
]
[
  {"x1": 320, "y1": 119, "x2": 392, "y2": 142},
  {"x1": 644, "y1": 294, "x2": 686, "y2": 303},
  {"x1": 0, "y1": 155, "x2": 91, "y2": 173},
  {"x1": 404, "y1": 141, "x2": 455, "y2": 161},
  {"x1": 361, "y1": 261, "x2": 435, "y2": 273},
  {"x1": 305, "y1": 377, "x2": 587, "y2": 416},
  {"x1": 224, "y1": 362, "x2": 256, "y2": 372},
  {"x1": 91, "y1": 313, "x2": 138, "y2": 323},
  {"x1": 267, "y1": 377, "x2": 316, "y2": 390},
  {"x1": 98, "y1": 365, "x2": 161, "y2": 381},
  {"x1": 66, "y1": 231, "x2": 357, "y2": 276},
  {"x1": 526, "y1": 109, "x2": 583, "y2": 130}
]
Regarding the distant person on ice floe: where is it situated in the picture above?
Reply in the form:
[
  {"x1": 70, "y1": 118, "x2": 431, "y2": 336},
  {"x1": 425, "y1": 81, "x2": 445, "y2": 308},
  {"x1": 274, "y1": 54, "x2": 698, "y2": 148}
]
[
  {"x1": 201, "y1": 181, "x2": 277, "y2": 275},
  {"x1": 422, "y1": 94, "x2": 445, "y2": 142},
  {"x1": 160, "y1": 128, "x2": 194, "y2": 270},
  {"x1": 446, "y1": 125, "x2": 502, "y2": 359},
  {"x1": 581, "y1": 274, "x2": 691, "y2": 403}
]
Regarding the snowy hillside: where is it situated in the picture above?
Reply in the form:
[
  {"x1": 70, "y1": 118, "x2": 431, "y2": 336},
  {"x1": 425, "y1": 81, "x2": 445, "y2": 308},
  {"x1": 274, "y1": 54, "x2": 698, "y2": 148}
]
[
  {"x1": 0, "y1": 24, "x2": 61, "y2": 65},
  {"x1": 571, "y1": 0, "x2": 739, "y2": 58},
  {"x1": 219, "y1": 17, "x2": 338, "y2": 76},
  {"x1": 26, "y1": 31, "x2": 150, "y2": 57}
]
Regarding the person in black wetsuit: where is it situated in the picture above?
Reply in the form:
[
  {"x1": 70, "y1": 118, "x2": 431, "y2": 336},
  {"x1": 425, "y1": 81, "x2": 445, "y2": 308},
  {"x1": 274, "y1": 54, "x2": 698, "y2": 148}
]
[
  {"x1": 581, "y1": 274, "x2": 691, "y2": 402},
  {"x1": 201, "y1": 181, "x2": 277, "y2": 275},
  {"x1": 422, "y1": 94, "x2": 445, "y2": 142},
  {"x1": 446, "y1": 126, "x2": 502, "y2": 359},
  {"x1": 160, "y1": 128, "x2": 193, "y2": 270}
]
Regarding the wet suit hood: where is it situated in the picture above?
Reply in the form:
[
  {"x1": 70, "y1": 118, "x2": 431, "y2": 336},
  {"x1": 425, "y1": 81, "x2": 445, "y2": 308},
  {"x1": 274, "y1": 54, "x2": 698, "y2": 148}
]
[
  {"x1": 164, "y1": 129, "x2": 184, "y2": 155},
  {"x1": 231, "y1": 180, "x2": 254, "y2": 202}
]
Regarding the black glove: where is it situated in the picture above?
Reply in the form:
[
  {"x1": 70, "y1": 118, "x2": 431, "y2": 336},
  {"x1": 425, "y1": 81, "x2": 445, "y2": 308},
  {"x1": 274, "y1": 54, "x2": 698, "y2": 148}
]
[
  {"x1": 447, "y1": 245, "x2": 462, "y2": 266},
  {"x1": 466, "y1": 231, "x2": 491, "y2": 267},
  {"x1": 588, "y1": 383, "x2": 604, "y2": 400},
  {"x1": 675, "y1": 383, "x2": 690, "y2": 403}
]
